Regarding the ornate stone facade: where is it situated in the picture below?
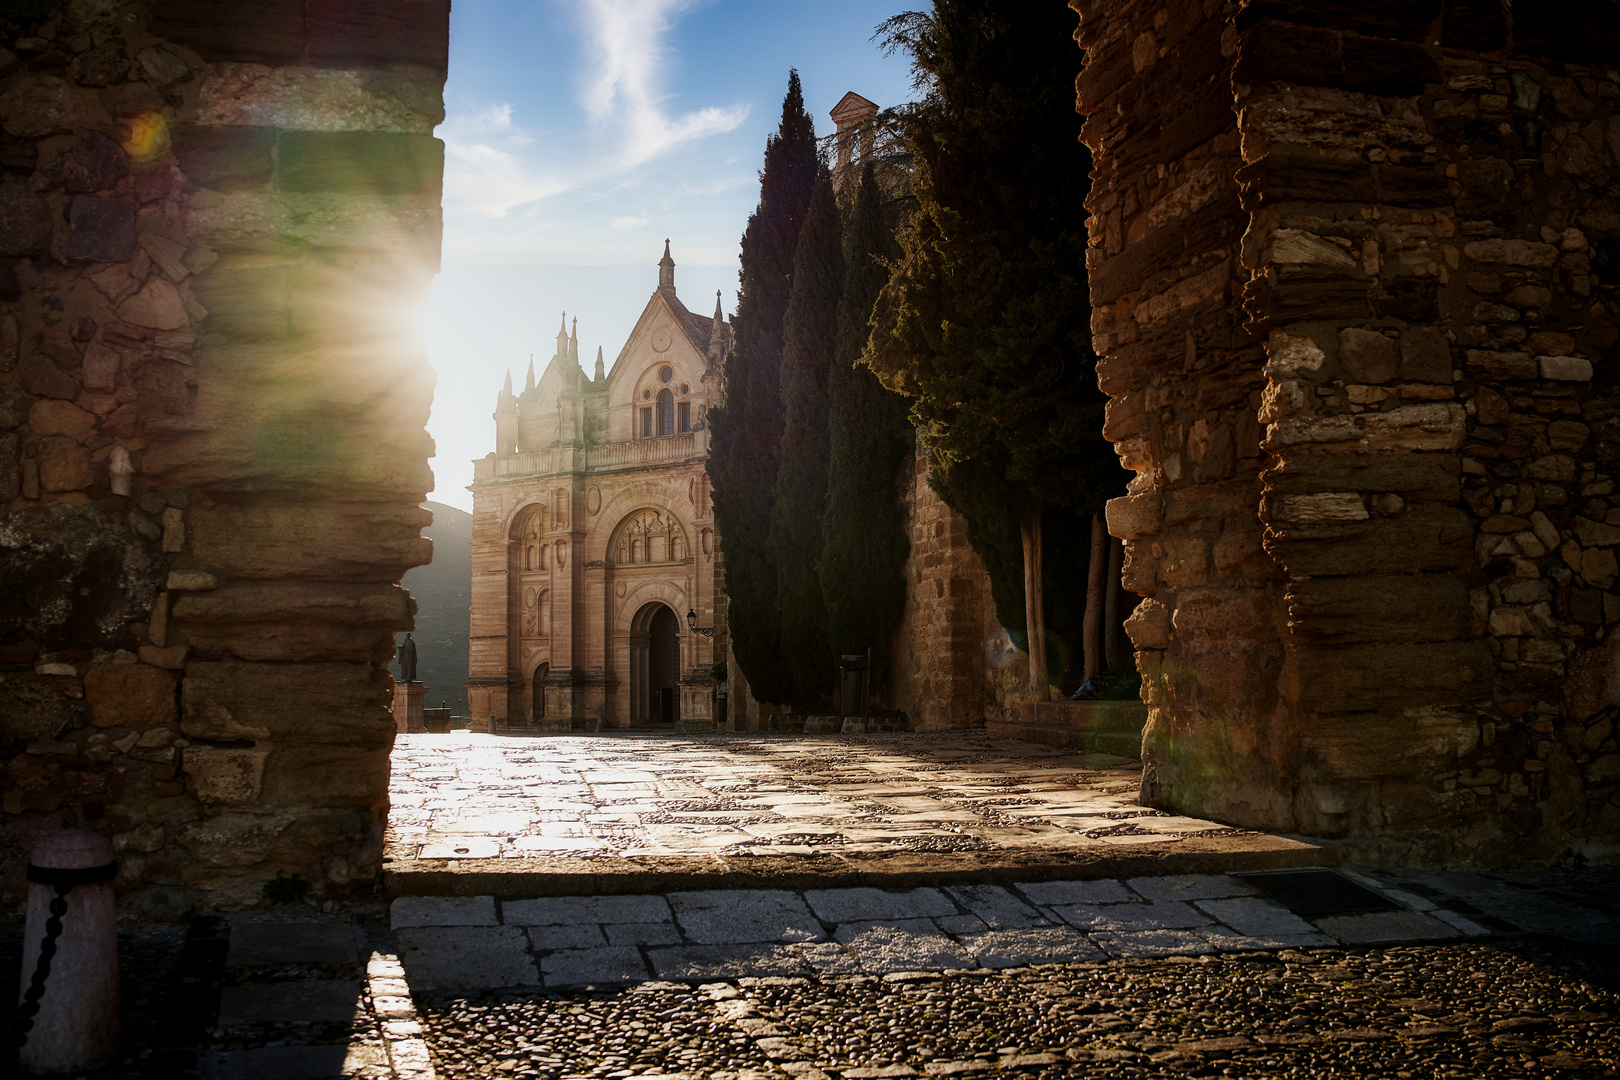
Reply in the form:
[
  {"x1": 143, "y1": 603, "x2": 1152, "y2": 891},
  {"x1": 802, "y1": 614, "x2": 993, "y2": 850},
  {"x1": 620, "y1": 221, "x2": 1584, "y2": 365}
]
[{"x1": 467, "y1": 247, "x2": 729, "y2": 728}]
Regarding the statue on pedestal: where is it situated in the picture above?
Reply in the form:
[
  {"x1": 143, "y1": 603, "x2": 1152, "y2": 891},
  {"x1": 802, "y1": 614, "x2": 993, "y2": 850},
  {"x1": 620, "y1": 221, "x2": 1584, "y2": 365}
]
[{"x1": 396, "y1": 633, "x2": 418, "y2": 683}]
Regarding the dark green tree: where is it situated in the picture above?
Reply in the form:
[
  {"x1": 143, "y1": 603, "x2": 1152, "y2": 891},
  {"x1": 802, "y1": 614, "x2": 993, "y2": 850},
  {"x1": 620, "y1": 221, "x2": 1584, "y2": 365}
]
[
  {"x1": 768, "y1": 169, "x2": 843, "y2": 707},
  {"x1": 708, "y1": 70, "x2": 820, "y2": 706},
  {"x1": 820, "y1": 161, "x2": 912, "y2": 699},
  {"x1": 864, "y1": 2, "x2": 1125, "y2": 691}
]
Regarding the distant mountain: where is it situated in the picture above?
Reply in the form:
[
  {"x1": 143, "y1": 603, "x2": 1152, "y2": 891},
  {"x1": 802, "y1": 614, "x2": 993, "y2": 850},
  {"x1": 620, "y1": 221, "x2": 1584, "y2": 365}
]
[{"x1": 398, "y1": 501, "x2": 472, "y2": 716}]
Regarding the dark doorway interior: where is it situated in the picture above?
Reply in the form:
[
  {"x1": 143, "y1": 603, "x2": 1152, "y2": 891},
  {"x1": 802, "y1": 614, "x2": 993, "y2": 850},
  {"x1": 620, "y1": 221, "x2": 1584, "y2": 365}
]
[
  {"x1": 648, "y1": 605, "x2": 679, "y2": 724},
  {"x1": 532, "y1": 662, "x2": 548, "y2": 721}
]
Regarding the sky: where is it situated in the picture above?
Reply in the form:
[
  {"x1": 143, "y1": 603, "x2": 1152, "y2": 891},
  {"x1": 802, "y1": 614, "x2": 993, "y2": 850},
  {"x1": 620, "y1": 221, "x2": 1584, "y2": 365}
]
[{"x1": 420, "y1": 0, "x2": 920, "y2": 510}]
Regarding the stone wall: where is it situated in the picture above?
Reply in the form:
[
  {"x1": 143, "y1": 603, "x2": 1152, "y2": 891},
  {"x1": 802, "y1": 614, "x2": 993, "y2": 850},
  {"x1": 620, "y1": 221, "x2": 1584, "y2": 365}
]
[
  {"x1": 889, "y1": 433, "x2": 1022, "y2": 731},
  {"x1": 1077, "y1": 0, "x2": 1620, "y2": 863},
  {"x1": 0, "y1": 0, "x2": 446, "y2": 910}
]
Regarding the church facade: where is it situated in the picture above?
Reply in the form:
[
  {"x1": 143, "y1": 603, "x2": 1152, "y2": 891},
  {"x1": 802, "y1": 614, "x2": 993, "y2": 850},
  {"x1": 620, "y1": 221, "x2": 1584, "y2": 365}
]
[{"x1": 466, "y1": 246, "x2": 729, "y2": 728}]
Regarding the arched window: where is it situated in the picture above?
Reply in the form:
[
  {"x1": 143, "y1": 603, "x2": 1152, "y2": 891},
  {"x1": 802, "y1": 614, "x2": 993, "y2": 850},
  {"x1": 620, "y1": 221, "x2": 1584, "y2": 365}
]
[{"x1": 656, "y1": 388, "x2": 674, "y2": 436}]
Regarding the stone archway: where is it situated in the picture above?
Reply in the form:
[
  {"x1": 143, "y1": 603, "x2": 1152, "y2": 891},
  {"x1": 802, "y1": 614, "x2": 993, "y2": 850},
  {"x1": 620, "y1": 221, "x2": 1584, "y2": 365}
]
[{"x1": 630, "y1": 602, "x2": 681, "y2": 724}]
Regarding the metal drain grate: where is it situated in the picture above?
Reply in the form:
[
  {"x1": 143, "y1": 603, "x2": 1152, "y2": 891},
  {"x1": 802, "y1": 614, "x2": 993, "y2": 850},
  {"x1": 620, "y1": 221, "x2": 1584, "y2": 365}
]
[{"x1": 1235, "y1": 868, "x2": 1404, "y2": 916}]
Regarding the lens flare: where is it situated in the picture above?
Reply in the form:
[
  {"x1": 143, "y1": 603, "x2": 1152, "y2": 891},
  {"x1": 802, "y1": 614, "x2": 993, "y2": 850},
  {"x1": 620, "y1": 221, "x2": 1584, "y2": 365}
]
[{"x1": 122, "y1": 111, "x2": 169, "y2": 162}]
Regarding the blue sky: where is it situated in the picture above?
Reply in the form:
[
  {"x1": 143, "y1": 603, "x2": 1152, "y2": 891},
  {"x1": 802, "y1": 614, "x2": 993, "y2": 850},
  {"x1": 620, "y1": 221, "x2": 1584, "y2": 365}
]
[{"x1": 423, "y1": 1, "x2": 919, "y2": 509}]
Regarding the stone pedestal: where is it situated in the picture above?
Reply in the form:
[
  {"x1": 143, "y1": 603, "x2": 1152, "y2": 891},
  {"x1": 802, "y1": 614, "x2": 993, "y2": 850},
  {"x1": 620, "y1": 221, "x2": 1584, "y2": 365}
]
[
  {"x1": 393, "y1": 681, "x2": 427, "y2": 734},
  {"x1": 18, "y1": 829, "x2": 120, "y2": 1074}
]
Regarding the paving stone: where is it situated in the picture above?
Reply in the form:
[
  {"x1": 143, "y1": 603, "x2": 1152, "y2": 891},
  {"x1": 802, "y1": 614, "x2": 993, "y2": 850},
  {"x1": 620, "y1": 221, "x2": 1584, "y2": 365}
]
[
  {"x1": 1126, "y1": 874, "x2": 1262, "y2": 901},
  {"x1": 933, "y1": 914, "x2": 989, "y2": 935},
  {"x1": 648, "y1": 943, "x2": 811, "y2": 980},
  {"x1": 526, "y1": 923, "x2": 609, "y2": 950},
  {"x1": 1090, "y1": 928, "x2": 1214, "y2": 958},
  {"x1": 395, "y1": 926, "x2": 539, "y2": 989},
  {"x1": 605, "y1": 920, "x2": 686, "y2": 945},
  {"x1": 418, "y1": 837, "x2": 502, "y2": 859},
  {"x1": 1315, "y1": 910, "x2": 1460, "y2": 945},
  {"x1": 944, "y1": 885, "x2": 1049, "y2": 929},
  {"x1": 1194, "y1": 897, "x2": 1324, "y2": 938},
  {"x1": 1430, "y1": 909, "x2": 1492, "y2": 936},
  {"x1": 540, "y1": 946, "x2": 651, "y2": 987},
  {"x1": 957, "y1": 927, "x2": 1104, "y2": 968},
  {"x1": 1198, "y1": 924, "x2": 1336, "y2": 951},
  {"x1": 1055, "y1": 900, "x2": 1212, "y2": 931},
  {"x1": 200, "y1": 1045, "x2": 365, "y2": 1080},
  {"x1": 669, "y1": 889, "x2": 825, "y2": 944},
  {"x1": 1016, "y1": 880, "x2": 1135, "y2": 906},
  {"x1": 798, "y1": 941, "x2": 865, "y2": 974},
  {"x1": 216, "y1": 980, "x2": 364, "y2": 1027},
  {"x1": 391, "y1": 895, "x2": 499, "y2": 929},
  {"x1": 832, "y1": 920, "x2": 977, "y2": 973},
  {"x1": 804, "y1": 887, "x2": 956, "y2": 923},
  {"x1": 503, "y1": 894, "x2": 673, "y2": 926},
  {"x1": 226, "y1": 922, "x2": 361, "y2": 968}
]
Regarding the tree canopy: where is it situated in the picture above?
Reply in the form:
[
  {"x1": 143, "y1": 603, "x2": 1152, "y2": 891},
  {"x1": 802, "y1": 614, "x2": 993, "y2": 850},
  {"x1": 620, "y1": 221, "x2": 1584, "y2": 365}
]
[
  {"x1": 769, "y1": 168, "x2": 843, "y2": 707},
  {"x1": 708, "y1": 70, "x2": 820, "y2": 706},
  {"x1": 863, "y1": 1, "x2": 1125, "y2": 683},
  {"x1": 820, "y1": 160, "x2": 913, "y2": 694}
]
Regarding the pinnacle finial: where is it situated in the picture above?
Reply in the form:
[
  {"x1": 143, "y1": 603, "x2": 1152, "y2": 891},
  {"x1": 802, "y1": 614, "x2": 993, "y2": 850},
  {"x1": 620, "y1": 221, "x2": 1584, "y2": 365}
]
[
  {"x1": 658, "y1": 240, "x2": 676, "y2": 290},
  {"x1": 713, "y1": 290, "x2": 723, "y2": 319}
]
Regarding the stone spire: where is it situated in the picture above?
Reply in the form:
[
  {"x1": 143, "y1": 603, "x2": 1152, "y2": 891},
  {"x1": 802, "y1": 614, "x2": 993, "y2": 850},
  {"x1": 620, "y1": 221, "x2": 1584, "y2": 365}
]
[
  {"x1": 707, "y1": 290, "x2": 726, "y2": 366},
  {"x1": 524, "y1": 354, "x2": 535, "y2": 393},
  {"x1": 500, "y1": 369, "x2": 512, "y2": 398},
  {"x1": 594, "y1": 345, "x2": 605, "y2": 383},
  {"x1": 658, "y1": 239, "x2": 675, "y2": 292},
  {"x1": 570, "y1": 317, "x2": 579, "y2": 366},
  {"x1": 556, "y1": 312, "x2": 568, "y2": 360}
]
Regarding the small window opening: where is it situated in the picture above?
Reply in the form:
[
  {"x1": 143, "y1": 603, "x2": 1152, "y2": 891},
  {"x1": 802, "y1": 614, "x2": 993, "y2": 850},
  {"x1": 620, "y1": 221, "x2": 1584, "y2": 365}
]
[{"x1": 657, "y1": 389, "x2": 674, "y2": 436}]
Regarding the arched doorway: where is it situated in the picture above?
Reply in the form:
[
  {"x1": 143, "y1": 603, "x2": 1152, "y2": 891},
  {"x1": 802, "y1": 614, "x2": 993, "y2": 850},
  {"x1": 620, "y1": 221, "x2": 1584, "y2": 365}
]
[
  {"x1": 630, "y1": 602, "x2": 681, "y2": 724},
  {"x1": 532, "y1": 662, "x2": 548, "y2": 721}
]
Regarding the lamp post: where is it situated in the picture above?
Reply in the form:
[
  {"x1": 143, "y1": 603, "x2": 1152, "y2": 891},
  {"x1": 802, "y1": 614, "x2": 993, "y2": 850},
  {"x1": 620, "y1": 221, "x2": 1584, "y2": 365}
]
[{"x1": 685, "y1": 609, "x2": 714, "y2": 637}]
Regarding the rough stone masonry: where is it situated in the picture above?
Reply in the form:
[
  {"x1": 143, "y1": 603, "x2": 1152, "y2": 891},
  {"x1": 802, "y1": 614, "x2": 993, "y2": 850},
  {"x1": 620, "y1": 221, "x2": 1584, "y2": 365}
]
[
  {"x1": 0, "y1": 0, "x2": 446, "y2": 910},
  {"x1": 1076, "y1": 0, "x2": 1620, "y2": 862}
]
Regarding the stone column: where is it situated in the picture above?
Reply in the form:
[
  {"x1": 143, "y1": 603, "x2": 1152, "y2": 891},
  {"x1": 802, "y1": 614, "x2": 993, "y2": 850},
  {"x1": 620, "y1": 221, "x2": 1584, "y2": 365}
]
[{"x1": 392, "y1": 681, "x2": 427, "y2": 734}]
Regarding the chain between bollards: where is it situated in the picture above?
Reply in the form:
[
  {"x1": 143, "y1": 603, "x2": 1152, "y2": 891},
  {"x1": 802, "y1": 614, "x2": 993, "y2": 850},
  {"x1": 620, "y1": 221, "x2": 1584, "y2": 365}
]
[{"x1": 12, "y1": 861, "x2": 116, "y2": 1055}]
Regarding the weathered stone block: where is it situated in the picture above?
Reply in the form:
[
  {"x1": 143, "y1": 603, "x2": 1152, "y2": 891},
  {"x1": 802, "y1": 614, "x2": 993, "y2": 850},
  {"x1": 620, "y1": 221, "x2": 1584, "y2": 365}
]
[
  {"x1": 148, "y1": 0, "x2": 306, "y2": 65},
  {"x1": 277, "y1": 132, "x2": 444, "y2": 197},
  {"x1": 260, "y1": 744, "x2": 392, "y2": 808},
  {"x1": 170, "y1": 124, "x2": 276, "y2": 192},
  {"x1": 18, "y1": 352, "x2": 79, "y2": 400},
  {"x1": 84, "y1": 664, "x2": 178, "y2": 728},
  {"x1": 1293, "y1": 641, "x2": 1491, "y2": 713},
  {"x1": 0, "y1": 177, "x2": 51, "y2": 256},
  {"x1": 182, "y1": 747, "x2": 268, "y2": 805},
  {"x1": 1398, "y1": 326, "x2": 1452, "y2": 383},
  {"x1": 187, "y1": 501, "x2": 431, "y2": 581},
  {"x1": 67, "y1": 196, "x2": 137, "y2": 262},
  {"x1": 1338, "y1": 328, "x2": 1397, "y2": 383},
  {"x1": 1286, "y1": 574, "x2": 1470, "y2": 644},
  {"x1": 181, "y1": 660, "x2": 394, "y2": 746}
]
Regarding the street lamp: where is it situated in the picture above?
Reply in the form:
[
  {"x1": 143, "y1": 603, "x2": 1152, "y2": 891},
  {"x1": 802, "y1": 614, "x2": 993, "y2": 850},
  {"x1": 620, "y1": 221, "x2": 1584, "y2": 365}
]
[{"x1": 686, "y1": 609, "x2": 714, "y2": 637}]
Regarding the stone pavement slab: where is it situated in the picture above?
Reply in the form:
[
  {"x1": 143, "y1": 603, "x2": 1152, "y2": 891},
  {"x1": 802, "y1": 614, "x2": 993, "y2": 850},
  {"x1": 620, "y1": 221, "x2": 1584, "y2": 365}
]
[
  {"x1": 669, "y1": 889, "x2": 825, "y2": 943},
  {"x1": 390, "y1": 896, "x2": 498, "y2": 929},
  {"x1": 386, "y1": 732, "x2": 1330, "y2": 896},
  {"x1": 217, "y1": 979, "x2": 366, "y2": 1026},
  {"x1": 394, "y1": 926, "x2": 539, "y2": 989},
  {"x1": 831, "y1": 920, "x2": 976, "y2": 972},
  {"x1": 226, "y1": 921, "x2": 364, "y2": 968}
]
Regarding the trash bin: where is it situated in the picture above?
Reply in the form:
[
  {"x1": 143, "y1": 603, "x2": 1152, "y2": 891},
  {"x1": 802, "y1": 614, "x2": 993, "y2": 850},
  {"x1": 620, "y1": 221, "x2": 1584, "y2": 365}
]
[{"x1": 838, "y1": 654, "x2": 868, "y2": 718}]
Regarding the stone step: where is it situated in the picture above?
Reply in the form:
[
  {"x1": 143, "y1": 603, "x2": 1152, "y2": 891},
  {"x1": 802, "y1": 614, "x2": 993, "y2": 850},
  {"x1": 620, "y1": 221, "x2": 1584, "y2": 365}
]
[{"x1": 986, "y1": 701, "x2": 1148, "y2": 756}]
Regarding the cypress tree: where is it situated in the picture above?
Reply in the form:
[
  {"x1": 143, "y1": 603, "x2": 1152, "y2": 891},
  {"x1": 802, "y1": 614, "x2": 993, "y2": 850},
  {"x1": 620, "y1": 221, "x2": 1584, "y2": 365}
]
[
  {"x1": 820, "y1": 161, "x2": 911, "y2": 698},
  {"x1": 708, "y1": 71, "x2": 819, "y2": 707},
  {"x1": 768, "y1": 169, "x2": 843, "y2": 707},
  {"x1": 864, "y1": 2, "x2": 1126, "y2": 690}
]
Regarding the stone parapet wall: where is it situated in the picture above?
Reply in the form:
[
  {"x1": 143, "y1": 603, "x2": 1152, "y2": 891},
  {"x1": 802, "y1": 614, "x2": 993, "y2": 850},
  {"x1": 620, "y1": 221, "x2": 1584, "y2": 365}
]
[
  {"x1": 0, "y1": 0, "x2": 446, "y2": 910},
  {"x1": 1077, "y1": 0, "x2": 1620, "y2": 862}
]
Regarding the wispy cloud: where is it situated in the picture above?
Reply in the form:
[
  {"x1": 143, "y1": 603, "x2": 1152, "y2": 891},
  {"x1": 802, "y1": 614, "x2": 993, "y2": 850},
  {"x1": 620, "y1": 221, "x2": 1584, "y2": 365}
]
[
  {"x1": 438, "y1": 0, "x2": 749, "y2": 234},
  {"x1": 572, "y1": 0, "x2": 749, "y2": 166}
]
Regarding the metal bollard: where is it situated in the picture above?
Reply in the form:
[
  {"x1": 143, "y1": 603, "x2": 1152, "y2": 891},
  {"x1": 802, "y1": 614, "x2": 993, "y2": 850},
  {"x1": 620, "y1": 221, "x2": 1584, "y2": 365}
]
[{"x1": 16, "y1": 828, "x2": 120, "y2": 1074}]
